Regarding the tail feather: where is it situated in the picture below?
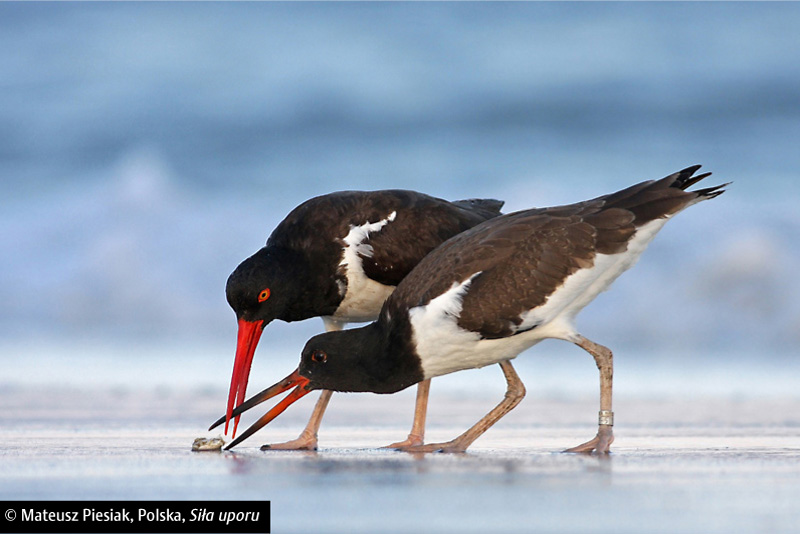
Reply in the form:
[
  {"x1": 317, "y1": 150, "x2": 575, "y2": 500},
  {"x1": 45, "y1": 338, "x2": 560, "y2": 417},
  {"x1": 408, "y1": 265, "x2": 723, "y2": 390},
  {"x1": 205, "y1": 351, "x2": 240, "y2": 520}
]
[
  {"x1": 693, "y1": 182, "x2": 730, "y2": 199},
  {"x1": 676, "y1": 171, "x2": 712, "y2": 191},
  {"x1": 668, "y1": 165, "x2": 703, "y2": 188},
  {"x1": 453, "y1": 198, "x2": 505, "y2": 217},
  {"x1": 667, "y1": 164, "x2": 728, "y2": 199}
]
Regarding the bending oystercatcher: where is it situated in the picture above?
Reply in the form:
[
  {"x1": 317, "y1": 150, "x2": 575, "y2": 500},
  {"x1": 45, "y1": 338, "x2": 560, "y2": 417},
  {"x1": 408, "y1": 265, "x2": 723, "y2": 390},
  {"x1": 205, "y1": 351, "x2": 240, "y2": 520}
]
[
  {"x1": 226, "y1": 166, "x2": 726, "y2": 453},
  {"x1": 210, "y1": 190, "x2": 503, "y2": 450}
]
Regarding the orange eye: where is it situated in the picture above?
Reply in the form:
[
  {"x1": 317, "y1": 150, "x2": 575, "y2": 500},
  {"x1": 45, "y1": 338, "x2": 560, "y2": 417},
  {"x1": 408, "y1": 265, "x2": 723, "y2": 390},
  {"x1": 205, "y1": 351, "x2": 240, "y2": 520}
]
[
  {"x1": 258, "y1": 288, "x2": 271, "y2": 302},
  {"x1": 311, "y1": 350, "x2": 327, "y2": 363}
]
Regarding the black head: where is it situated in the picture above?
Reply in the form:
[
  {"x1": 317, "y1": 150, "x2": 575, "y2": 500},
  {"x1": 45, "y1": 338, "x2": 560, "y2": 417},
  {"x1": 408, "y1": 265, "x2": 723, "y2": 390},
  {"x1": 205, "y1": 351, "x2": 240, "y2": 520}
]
[
  {"x1": 226, "y1": 247, "x2": 315, "y2": 324},
  {"x1": 299, "y1": 323, "x2": 423, "y2": 394}
]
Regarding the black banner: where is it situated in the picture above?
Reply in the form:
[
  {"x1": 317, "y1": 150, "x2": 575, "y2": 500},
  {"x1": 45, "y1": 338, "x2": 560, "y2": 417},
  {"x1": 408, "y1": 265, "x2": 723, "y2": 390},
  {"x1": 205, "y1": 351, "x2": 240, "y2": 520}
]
[{"x1": 2, "y1": 501, "x2": 270, "y2": 533}]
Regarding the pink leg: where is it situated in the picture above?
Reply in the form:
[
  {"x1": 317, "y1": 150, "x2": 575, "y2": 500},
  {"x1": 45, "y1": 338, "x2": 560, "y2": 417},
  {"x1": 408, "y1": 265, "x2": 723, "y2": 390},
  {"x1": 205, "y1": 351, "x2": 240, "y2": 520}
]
[
  {"x1": 261, "y1": 318, "x2": 343, "y2": 451},
  {"x1": 260, "y1": 390, "x2": 332, "y2": 451},
  {"x1": 564, "y1": 335, "x2": 615, "y2": 454},
  {"x1": 399, "y1": 360, "x2": 525, "y2": 453},
  {"x1": 384, "y1": 379, "x2": 431, "y2": 448}
]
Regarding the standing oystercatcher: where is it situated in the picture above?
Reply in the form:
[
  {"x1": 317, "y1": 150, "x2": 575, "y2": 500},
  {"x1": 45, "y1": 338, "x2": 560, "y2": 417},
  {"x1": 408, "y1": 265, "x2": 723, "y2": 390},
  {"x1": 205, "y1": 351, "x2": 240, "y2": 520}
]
[
  {"x1": 210, "y1": 190, "x2": 503, "y2": 450},
  {"x1": 225, "y1": 166, "x2": 726, "y2": 453}
]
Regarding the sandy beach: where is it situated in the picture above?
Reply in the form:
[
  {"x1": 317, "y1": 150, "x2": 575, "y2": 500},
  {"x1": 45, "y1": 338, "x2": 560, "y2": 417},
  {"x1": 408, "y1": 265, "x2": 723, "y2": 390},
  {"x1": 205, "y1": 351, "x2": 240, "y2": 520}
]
[
  {"x1": 3, "y1": 3, "x2": 800, "y2": 533},
  {"x1": 3, "y1": 385, "x2": 799, "y2": 534}
]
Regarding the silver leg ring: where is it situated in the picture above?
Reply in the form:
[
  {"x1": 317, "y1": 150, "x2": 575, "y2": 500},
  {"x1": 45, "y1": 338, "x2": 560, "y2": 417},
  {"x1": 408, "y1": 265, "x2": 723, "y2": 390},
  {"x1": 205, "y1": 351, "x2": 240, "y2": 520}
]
[{"x1": 598, "y1": 410, "x2": 614, "y2": 426}]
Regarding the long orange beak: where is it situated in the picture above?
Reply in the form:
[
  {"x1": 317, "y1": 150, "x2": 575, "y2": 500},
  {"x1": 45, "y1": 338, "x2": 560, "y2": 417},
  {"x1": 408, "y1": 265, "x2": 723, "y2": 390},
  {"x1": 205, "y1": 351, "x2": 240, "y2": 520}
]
[
  {"x1": 210, "y1": 367, "x2": 305, "y2": 431},
  {"x1": 222, "y1": 368, "x2": 311, "y2": 450},
  {"x1": 224, "y1": 319, "x2": 265, "y2": 438}
]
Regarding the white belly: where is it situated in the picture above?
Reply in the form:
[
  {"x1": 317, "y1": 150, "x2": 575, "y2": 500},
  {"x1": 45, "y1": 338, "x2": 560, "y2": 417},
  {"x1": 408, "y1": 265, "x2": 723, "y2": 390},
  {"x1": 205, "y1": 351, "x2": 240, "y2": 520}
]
[{"x1": 333, "y1": 277, "x2": 395, "y2": 322}]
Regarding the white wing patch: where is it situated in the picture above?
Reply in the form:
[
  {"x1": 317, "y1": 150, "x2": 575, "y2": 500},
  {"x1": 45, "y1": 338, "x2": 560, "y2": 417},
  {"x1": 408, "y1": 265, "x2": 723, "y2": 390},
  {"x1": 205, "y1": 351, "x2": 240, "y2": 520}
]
[
  {"x1": 332, "y1": 211, "x2": 398, "y2": 322},
  {"x1": 408, "y1": 273, "x2": 499, "y2": 379},
  {"x1": 341, "y1": 211, "x2": 396, "y2": 261}
]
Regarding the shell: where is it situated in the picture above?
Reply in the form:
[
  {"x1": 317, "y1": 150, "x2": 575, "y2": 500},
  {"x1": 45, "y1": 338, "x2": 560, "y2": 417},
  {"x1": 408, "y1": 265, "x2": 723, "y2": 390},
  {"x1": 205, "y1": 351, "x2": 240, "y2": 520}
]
[{"x1": 191, "y1": 436, "x2": 225, "y2": 452}]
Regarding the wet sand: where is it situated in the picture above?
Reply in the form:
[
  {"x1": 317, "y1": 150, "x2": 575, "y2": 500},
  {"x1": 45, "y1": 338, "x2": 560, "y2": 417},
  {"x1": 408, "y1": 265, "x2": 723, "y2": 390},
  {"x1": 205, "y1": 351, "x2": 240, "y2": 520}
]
[{"x1": 2, "y1": 387, "x2": 799, "y2": 533}]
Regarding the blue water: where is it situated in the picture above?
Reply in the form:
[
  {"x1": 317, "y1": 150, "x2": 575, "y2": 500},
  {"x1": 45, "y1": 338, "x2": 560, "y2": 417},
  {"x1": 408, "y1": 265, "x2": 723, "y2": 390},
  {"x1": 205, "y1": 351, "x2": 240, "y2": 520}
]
[{"x1": 1, "y1": 2, "x2": 799, "y2": 391}]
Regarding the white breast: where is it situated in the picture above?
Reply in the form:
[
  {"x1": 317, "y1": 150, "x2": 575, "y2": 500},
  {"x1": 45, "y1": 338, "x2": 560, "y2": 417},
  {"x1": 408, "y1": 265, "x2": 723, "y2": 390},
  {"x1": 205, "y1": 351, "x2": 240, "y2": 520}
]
[
  {"x1": 331, "y1": 211, "x2": 397, "y2": 322},
  {"x1": 408, "y1": 217, "x2": 673, "y2": 380},
  {"x1": 409, "y1": 274, "x2": 542, "y2": 379}
]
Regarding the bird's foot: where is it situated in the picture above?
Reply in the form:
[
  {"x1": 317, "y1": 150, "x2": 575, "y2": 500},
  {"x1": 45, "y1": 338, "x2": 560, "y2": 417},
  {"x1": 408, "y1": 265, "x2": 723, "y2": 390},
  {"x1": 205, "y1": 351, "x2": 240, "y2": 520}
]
[
  {"x1": 381, "y1": 433, "x2": 424, "y2": 449},
  {"x1": 259, "y1": 430, "x2": 318, "y2": 451},
  {"x1": 395, "y1": 439, "x2": 467, "y2": 454},
  {"x1": 564, "y1": 425, "x2": 614, "y2": 454}
]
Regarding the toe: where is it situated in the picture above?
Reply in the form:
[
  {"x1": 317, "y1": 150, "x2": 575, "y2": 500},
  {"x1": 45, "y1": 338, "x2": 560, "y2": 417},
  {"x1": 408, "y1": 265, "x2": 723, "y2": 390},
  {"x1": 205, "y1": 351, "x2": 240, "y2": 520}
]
[
  {"x1": 383, "y1": 434, "x2": 424, "y2": 449},
  {"x1": 398, "y1": 440, "x2": 465, "y2": 454},
  {"x1": 596, "y1": 428, "x2": 614, "y2": 454},
  {"x1": 260, "y1": 434, "x2": 318, "y2": 451},
  {"x1": 564, "y1": 428, "x2": 614, "y2": 454}
]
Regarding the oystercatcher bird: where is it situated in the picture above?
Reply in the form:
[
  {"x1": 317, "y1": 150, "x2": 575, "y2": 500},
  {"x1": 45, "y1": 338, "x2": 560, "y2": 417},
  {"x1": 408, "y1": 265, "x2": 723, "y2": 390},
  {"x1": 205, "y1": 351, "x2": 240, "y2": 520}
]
[
  {"x1": 210, "y1": 190, "x2": 503, "y2": 450},
  {"x1": 225, "y1": 166, "x2": 726, "y2": 453}
]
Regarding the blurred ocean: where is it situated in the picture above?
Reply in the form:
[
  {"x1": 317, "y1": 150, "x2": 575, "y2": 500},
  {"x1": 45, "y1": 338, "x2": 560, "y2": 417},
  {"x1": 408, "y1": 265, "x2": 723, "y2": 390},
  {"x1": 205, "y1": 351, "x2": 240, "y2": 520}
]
[{"x1": 1, "y1": 2, "x2": 799, "y2": 396}]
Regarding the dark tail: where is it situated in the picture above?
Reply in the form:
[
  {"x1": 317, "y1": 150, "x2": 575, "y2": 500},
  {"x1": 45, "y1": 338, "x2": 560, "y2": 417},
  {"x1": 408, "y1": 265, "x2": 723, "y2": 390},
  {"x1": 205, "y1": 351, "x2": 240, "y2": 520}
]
[
  {"x1": 668, "y1": 165, "x2": 729, "y2": 200},
  {"x1": 453, "y1": 198, "x2": 505, "y2": 219}
]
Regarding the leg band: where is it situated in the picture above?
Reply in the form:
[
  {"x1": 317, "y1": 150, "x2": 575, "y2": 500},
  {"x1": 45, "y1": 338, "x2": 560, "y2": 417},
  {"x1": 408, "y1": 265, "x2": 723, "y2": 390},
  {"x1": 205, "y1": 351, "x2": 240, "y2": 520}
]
[{"x1": 598, "y1": 410, "x2": 614, "y2": 426}]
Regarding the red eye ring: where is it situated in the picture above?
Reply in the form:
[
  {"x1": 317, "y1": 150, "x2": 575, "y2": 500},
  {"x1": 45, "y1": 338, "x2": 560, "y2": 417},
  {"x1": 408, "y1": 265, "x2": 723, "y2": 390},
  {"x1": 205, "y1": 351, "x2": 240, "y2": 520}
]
[
  {"x1": 258, "y1": 288, "x2": 271, "y2": 302},
  {"x1": 311, "y1": 350, "x2": 327, "y2": 363}
]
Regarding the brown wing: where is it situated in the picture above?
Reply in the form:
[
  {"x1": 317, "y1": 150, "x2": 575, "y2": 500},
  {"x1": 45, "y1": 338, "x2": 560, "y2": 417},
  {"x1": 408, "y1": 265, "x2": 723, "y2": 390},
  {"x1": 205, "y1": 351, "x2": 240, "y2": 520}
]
[
  {"x1": 358, "y1": 195, "x2": 503, "y2": 287},
  {"x1": 384, "y1": 206, "x2": 633, "y2": 338},
  {"x1": 383, "y1": 166, "x2": 724, "y2": 339},
  {"x1": 268, "y1": 189, "x2": 503, "y2": 287},
  {"x1": 456, "y1": 209, "x2": 636, "y2": 338}
]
